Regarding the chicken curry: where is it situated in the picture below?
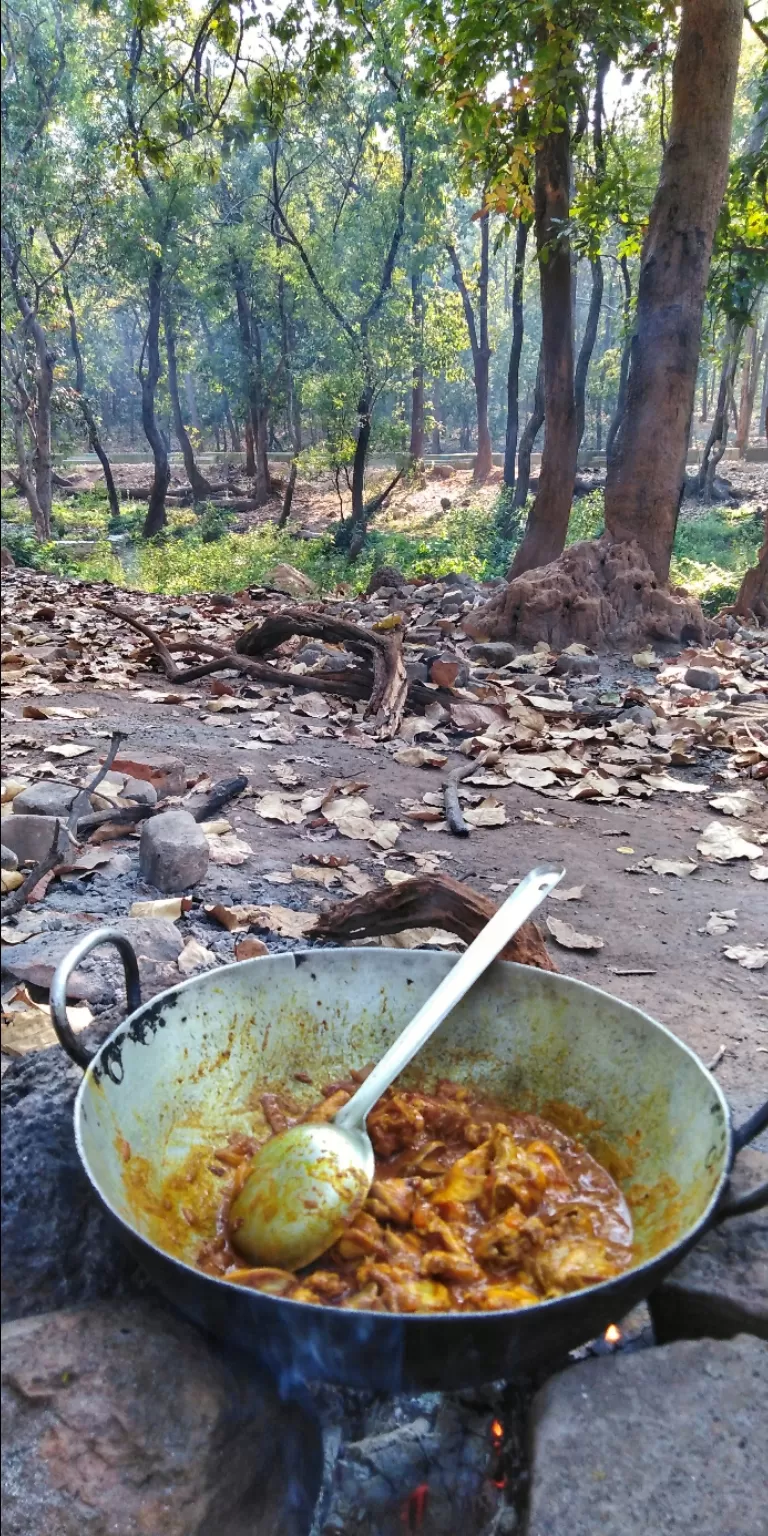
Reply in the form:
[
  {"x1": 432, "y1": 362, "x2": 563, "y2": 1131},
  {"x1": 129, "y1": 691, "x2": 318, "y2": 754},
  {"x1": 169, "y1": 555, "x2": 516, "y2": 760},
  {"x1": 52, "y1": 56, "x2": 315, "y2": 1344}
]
[{"x1": 191, "y1": 1079, "x2": 633, "y2": 1313}]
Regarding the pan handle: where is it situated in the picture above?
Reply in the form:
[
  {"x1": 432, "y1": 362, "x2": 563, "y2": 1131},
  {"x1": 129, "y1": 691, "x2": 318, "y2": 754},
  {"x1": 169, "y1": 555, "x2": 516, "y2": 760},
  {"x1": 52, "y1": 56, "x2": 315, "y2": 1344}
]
[
  {"x1": 713, "y1": 1099, "x2": 768, "y2": 1224},
  {"x1": 50, "y1": 928, "x2": 142, "y2": 1071}
]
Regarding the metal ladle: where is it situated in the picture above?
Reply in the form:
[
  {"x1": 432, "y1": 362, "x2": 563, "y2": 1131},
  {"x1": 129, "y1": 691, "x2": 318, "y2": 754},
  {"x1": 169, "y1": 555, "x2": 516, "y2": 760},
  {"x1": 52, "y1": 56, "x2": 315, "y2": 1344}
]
[{"x1": 229, "y1": 865, "x2": 564, "y2": 1272}]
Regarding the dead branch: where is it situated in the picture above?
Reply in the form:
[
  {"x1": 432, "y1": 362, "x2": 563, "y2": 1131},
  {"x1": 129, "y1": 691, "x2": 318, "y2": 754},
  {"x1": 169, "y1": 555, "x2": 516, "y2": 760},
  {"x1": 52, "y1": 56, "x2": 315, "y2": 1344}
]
[
  {"x1": 314, "y1": 872, "x2": 557, "y2": 972},
  {"x1": 236, "y1": 606, "x2": 408, "y2": 738},
  {"x1": 0, "y1": 821, "x2": 64, "y2": 918},
  {"x1": 186, "y1": 774, "x2": 249, "y2": 822},
  {"x1": 444, "y1": 759, "x2": 477, "y2": 837},
  {"x1": 74, "y1": 804, "x2": 152, "y2": 837},
  {"x1": 106, "y1": 602, "x2": 411, "y2": 738}
]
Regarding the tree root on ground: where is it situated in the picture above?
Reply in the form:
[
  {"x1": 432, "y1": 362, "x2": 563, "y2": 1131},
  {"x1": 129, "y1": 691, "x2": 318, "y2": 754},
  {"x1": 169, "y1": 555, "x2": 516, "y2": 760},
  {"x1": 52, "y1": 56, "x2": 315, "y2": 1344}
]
[
  {"x1": 314, "y1": 872, "x2": 557, "y2": 971},
  {"x1": 463, "y1": 536, "x2": 708, "y2": 650},
  {"x1": 105, "y1": 602, "x2": 447, "y2": 739}
]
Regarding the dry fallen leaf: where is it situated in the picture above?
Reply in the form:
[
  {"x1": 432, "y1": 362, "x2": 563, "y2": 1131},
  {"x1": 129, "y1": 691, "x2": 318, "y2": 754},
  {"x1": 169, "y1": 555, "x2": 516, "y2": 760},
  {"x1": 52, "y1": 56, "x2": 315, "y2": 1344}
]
[
  {"x1": 702, "y1": 909, "x2": 738, "y2": 936},
  {"x1": 569, "y1": 770, "x2": 620, "y2": 801},
  {"x1": 290, "y1": 863, "x2": 340, "y2": 888},
  {"x1": 1, "y1": 988, "x2": 92, "y2": 1055},
  {"x1": 206, "y1": 832, "x2": 253, "y2": 866},
  {"x1": 723, "y1": 944, "x2": 767, "y2": 971},
  {"x1": 130, "y1": 897, "x2": 191, "y2": 919},
  {"x1": 177, "y1": 938, "x2": 218, "y2": 975},
  {"x1": 394, "y1": 746, "x2": 448, "y2": 768},
  {"x1": 291, "y1": 692, "x2": 331, "y2": 719},
  {"x1": 646, "y1": 858, "x2": 699, "y2": 878},
  {"x1": 546, "y1": 916, "x2": 604, "y2": 951},
  {"x1": 234, "y1": 936, "x2": 269, "y2": 960},
  {"x1": 200, "y1": 818, "x2": 232, "y2": 836},
  {"x1": 696, "y1": 821, "x2": 761, "y2": 863},
  {"x1": 204, "y1": 902, "x2": 316, "y2": 939},
  {"x1": 750, "y1": 863, "x2": 768, "y2": 882},
  {"x1": 642, "y1": 773, "x2": 710, "y2": 794},
  {"x1": 549, "y1": 885, "x2": 584, "y2": 902},
  {"x1": 708, "y1": 788, "x2": 762, "y2": 818},
  {"x1": 46, "y1": 742, "x2": 94, "y2": 759},
  {"x1": 1, "y1": 780, "x2": 29, "y2": 803},
  {"x1": 257, "y1": 792, "x2": 306, "y2": 825},
  {"x1": 463, "y1": 796, "x2": 508, "y2": 828}
]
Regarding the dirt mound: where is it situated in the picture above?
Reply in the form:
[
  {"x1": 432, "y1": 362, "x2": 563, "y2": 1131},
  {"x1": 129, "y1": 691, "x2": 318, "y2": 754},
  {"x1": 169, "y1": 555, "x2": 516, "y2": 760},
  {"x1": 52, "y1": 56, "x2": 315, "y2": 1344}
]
[{"x1": 464, "y1": 536, "x2": 708, "y2": 649}]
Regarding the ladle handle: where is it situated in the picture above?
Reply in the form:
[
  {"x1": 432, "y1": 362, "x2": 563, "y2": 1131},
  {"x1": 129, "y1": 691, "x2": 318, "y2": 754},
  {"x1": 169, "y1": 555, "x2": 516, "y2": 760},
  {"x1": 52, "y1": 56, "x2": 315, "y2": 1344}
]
[{"x1": 335, "y1": 866, "x2": 564, "y2": 1135}]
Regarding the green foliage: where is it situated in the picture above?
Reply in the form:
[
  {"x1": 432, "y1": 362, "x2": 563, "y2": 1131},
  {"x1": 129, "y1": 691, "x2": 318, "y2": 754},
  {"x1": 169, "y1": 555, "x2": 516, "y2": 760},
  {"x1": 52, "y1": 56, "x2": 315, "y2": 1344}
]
[{"x1": 671, "y1": 506, "x2": 763, "y2": 612}]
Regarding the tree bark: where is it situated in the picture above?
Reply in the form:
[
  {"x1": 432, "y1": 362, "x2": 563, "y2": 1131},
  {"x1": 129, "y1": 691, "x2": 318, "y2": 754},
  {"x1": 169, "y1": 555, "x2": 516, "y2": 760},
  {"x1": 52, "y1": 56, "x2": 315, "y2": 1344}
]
[
  {"x1": 604, "y1": 0, "x2": 743, "y2": 581},
  {"x1": 223, "y1": 396, "x2": 242, "y2": 454},
  {"x1": 184, "y1": 371, "x2": 202, "y2": 434},
  {"x1": 574, "y1": 258, "x2": 604, "y2": 450},
  {"x1": 409, "y1": 271, "x2": 425, "y2": 461},
  {"x1": 350, "y1": 362, "x2": 375, "y2": 529},
  {"x1": 162, "y1": 298, "x2": 212, "y2": 501},
  {"x1": 605, "y1": 256, "x2": 633, "y2": 466},
  {"x1": 1, "y1": 233, "x2": 55, "y2": 536},
  {"x1": 503, "y1": 219, "x2": 530, "y2": 489},
  {"x1": 736, "y1": 319, "x2": 767, "y2": 454},
  {"x1": 140, "y1": 260, "x2": 171, "y2": 538},
  {"x1": 232, "y1": 261, "x2": 269, "y2": 505},
  {"x1": 508, "y1": 128, "x2": 577, "y2": 577},
  {"x1": 513, "y1": 344, "x2": 545, "y2": 509},
  {"x1": 697, "y1": 321, "x2": 742, "y2": 494},
  {"x1": 57, "y1": 275, "x2": 120, "y2": 520},
  {"x1": 447, "y1": 215, "x2": 493, "y2": 483}
]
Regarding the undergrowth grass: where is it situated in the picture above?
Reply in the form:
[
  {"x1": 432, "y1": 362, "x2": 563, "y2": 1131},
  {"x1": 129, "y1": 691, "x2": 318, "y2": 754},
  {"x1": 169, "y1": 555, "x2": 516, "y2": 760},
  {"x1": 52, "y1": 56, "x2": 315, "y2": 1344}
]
[{"x1": 2, "y1": 487, "x2": 761, "y2": 613}]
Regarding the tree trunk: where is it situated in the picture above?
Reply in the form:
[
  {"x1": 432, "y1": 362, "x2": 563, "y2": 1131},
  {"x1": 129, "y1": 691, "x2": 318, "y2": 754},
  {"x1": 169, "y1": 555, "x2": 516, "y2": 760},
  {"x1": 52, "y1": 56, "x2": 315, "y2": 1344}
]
[
  {"x1": 140, "y1": 260, "x2": 171, "y2": 539},
  {"x1": 278, "y1": 462, "x2": 298, "y2": 528},
  {"x1": 54, "y1": 258, "x2": 120, "y2": 521},
  {"x1": 513, "y1": 345, "x2": 545, "y2": 509},
  {"x1": 409, "y1": 271, "x2": 425, "y2": 461},
  {"x1": 10, "y1": 404, "x2": 48, "y2": 538},
  {"x1": 447, "y1": 218, "x2": 493, "y2": 483},
  {"x1": 605, "y1": 256, "x2": 633, "y2": 466},
  {"x1": 700, "y1": 365, "x2": 709, "y2": 421},
  {"x1": 223, "y1": 396, "x2": 242, "y2": 454},
  {"x1": 162, "y1": 299, "x2": 212, "y2": 501},
  {"x1": 574, "y1": 258, "x2": 604, "y2": 450},
  {"x1": 350, "y1": 370, "x2": 374, "y2": 529},
  {"x1": 731, "y1": 509, "x2": 767, "y2": 620},
  {"x1": 736, "y1": 319, "x2": 766, "y2": 454},
  {"x1": 697, "y1": 322, "x2": 742, "y2": 494},
  {"x1": 509, "y1": 128, "x2": 577, "y2": 577},
  {"x1": 233, "y1": 261, "x2": 269, "y2": 505},
  {"x1": 604, "y1": 0, "x2": 743, "y2": 581},
  {"x1": 184, "y1": 371, "x2": 202, "y2": 434},
  {"x1": 276, "y1": 267, "x2": 300, "y2": 525},
  {"x1": 503, "y1": 219, "x2": 530, "y2": 489}
]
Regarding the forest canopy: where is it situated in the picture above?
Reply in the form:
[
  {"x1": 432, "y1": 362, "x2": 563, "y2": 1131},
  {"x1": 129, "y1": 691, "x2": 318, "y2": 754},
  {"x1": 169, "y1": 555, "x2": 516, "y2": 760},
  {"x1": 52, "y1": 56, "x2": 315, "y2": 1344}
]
[{"x1": 1, "y1": 0, "x2": 767, "y2": 624}]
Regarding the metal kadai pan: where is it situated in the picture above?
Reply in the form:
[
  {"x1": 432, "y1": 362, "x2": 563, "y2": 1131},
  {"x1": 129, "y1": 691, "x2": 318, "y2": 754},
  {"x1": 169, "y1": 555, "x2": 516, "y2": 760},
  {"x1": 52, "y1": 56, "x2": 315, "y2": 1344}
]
[{"x1": 51, "y1": 931, "x2": 768, "y2": 1391}]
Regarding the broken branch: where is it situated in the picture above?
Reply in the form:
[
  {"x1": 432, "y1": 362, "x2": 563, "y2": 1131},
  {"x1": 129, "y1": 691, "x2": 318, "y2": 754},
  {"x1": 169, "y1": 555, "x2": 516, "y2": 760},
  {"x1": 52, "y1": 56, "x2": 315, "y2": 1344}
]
[
  {"x1": 444, "y1": 759, "x2": 478, "y2": 838},
  {"x1": 314, "y1": 873, "x2": 557, "y2": 972}
]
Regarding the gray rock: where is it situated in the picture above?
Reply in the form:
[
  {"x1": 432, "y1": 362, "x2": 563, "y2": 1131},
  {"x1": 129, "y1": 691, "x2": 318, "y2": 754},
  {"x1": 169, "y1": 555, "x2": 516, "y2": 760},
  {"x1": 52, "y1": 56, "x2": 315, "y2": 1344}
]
[
  {"x1": 1, "y1": 815, "x2": 68, "y2": 865},
  {"x1": 11, "y1": 781, "x2": 80, "y2": 818},
  {"x1": 1, "y1": 1299, "x2": 319, "y2": 1536},
  {"x1": 1, "y1": 1049, "x2": 142, "y2": 1322},
  {"x1": 553, "y1": 652, "x2": 600, "y2": 678},
  {"x1": 122, "y1": 775, "x2": 157, "y2": 807},
  {"x1": 0, "y1": 916, "x2": 183, "y2": 1003},
  {"x1": 405, "y1": 660, "x2": 429, "y2": 684},
  {"x1": 649, "y1": 1148, "x2": 768, "y2": 1344},
  {"x1": 1, "y1": 845, "x2": 18, "y2": 872},
  {"x1": 467, "y1": 642, "x2": 518, "y2": 667},
  {"x1": 527, "y1": 1334, "x2": 768, "y2": 1536},
  {"x1": 139, "y1": 809, "x2": 209, "y2": 892},
  {"x1": 685, "y1": 665, "x2": 721, "y2": 692}
]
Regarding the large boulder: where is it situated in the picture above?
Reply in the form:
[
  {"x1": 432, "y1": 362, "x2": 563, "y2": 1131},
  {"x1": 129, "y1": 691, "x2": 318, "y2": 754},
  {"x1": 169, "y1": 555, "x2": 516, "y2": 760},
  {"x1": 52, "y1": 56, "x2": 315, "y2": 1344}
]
[
  {"x1": 526, "y1": 1334, "x2": 768, "y2": 1536},
  {"x1": 12, "y1": 781, "x2": 80, "y2": 818},
  {"x1": 464, "y1": 536, "x2": 707, "y2": 650},
  {"x1": 1, "y1": 1299, "x2": 320, "y2": 1536},
  {"x1": 1, "y1": 1047, "x2": 142, "y2": 1322}
]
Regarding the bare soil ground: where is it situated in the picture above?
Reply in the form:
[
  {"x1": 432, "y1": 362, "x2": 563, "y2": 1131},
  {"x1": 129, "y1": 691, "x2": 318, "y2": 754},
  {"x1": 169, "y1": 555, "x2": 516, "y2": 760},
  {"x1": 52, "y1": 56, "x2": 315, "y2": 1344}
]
[{"x1": 2, "y1": 569, "x2": 766, "y2": 1135}]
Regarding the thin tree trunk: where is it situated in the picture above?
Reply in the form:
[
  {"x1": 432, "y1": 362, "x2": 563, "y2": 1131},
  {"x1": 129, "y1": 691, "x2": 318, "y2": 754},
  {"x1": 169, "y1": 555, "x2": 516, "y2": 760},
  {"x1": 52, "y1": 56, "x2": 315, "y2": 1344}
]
[
  {"x1": 604, "y1": 0, "x2": 743, "y2": 581},
  {"x1": 278, "y1": 463, "x2": 298, "y2": 528},
  {"x1": 162, "y1": 298, "x2": 211, "y2": 501},
  {"x1": 409, "y1": 271, "x2": 425, "y2": 461},
  {"x1": 184, "y1": 371, "x2": 202, "y2": 434},
  {"x1": 276, "y1": 268, "x2": 300, "y2": 525},
  {"x1": 223, "y1": 396, "x2": 241, "y2": 454},
  {"x1": 732, "y1": 509, "x2": 767, "y2": 620},
  {"x1": 700, "y1": 365, "x2": 709, "y2": 421},
  {"x1": 447, "y1": 214, "x2": 493, "y2": 483},
  {"x1": 49, "y1": 240, "x2": 121, "y2": 521},
  {"x1": 513, "y1": 345, "x2": 545, "y2": 509},
  {"x1": 697, "y1": 321, "x2": 742, "y2": 494},
  {"x1": 736, "y1": 319, "x2": 766, "y2": 454},
  {"x1": 233, "y1": 260, "x2": 269, "y2": 505},
  {"x1": 574, "y1": 56, "x2": 608, "y2": 454},
  {"x1": 574, "y1": 258, "x2": 604, "y2": 451},
  {"x1": 350, "y1": 361, "x2": 375, "y2": 528},
  {"x1": 10, "y1": 404, "x2": 48, "y2": 537},
  {"x1": 140, "y1": 260, "x2": 170, "y2": 538},
  {"x1": 503, "y1": 219, "x2": 530, "y2": 489},
  {"x1": 605, "y1": 256, "x2": 633, "y2": 466},
  {"x1": 509, "y1": 128, "x2": 577, "y2": 577}
]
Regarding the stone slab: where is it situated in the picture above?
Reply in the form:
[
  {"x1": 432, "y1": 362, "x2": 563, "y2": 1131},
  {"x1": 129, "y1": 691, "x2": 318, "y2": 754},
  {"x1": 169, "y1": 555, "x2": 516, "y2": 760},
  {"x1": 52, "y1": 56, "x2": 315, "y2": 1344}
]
[
  {"x1": 526, "y1": 1334, "x2": 768, "y2": 1536},
  {"x1": 649, "y1": 1148, "x2": 768, "y2": 1343}
]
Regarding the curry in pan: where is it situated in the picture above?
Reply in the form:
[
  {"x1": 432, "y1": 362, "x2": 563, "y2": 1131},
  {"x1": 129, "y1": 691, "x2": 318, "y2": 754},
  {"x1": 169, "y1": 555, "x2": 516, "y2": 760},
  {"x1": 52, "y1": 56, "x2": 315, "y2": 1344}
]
[{"x1": 146, "y1": 1074, "x2": 634, "y2": 1314}]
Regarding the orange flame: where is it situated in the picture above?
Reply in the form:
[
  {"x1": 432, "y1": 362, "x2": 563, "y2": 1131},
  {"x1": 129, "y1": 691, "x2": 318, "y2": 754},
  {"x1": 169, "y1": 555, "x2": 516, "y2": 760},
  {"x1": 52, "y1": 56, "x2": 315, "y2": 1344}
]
[
  {"x1": 490, "y1": 1418, "x2": 504, "y2": 1446},
  {"x1": 604, "y1": 1324, "x2": 621, "y2": 1344}
]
